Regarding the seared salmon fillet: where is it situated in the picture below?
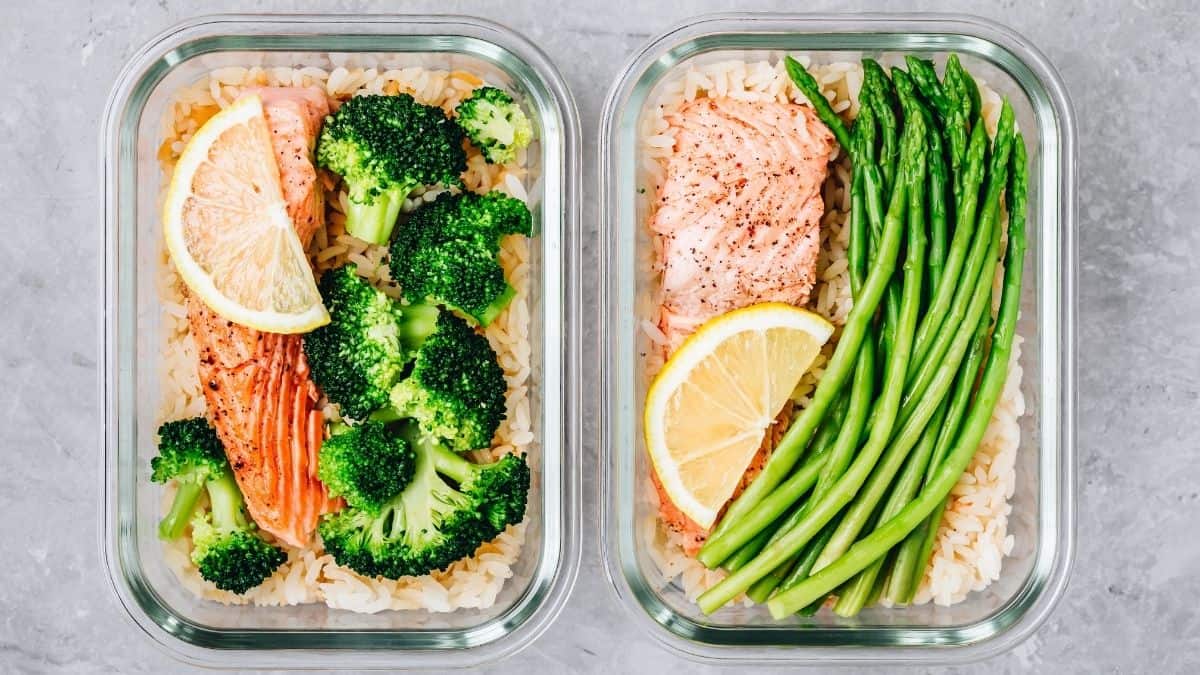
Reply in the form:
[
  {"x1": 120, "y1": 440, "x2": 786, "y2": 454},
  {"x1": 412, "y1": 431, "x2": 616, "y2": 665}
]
[
  {"x1": 187, "y1": 86, "x2": 337, "y2": 548},
  {"x1": 651, "y1": 97, "x2": 835, "y2": 350},
  {"x1": 649, "y1": 97, "x2": 835, "y2": 546}
]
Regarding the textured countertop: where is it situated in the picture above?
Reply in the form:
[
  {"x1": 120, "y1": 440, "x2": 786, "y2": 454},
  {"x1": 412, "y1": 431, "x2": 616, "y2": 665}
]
[{"x1": 3, "y1": 0, "x2": 1198, "y2": 672}]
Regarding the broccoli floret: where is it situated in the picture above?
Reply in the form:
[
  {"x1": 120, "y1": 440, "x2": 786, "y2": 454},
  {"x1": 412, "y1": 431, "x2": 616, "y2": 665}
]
[
  {"x1": 317, "y1": 93, "x2": 467, "y2": 244},
  {"x1": 455, "y1": 86, "x2": 533, "y2": 164},
  {"x1": 150, "y1": 417, "x2": 228, "y2": 540},
  {"x1": 389, "y1": 191, "x2": 532, "y2": 326},
  {"x1": 303, "y1": 265, "x2": 440, "y2": 420},
  {"x1": 189, "y1": 471, "x2": 286, "y2": 594},
  {"x1": 150, "y1": 418, "x2": 285, "y2": 594},
  {"x1": 385, "y1": 312, "x2": 506, "y2": 452},
  {"x1": 318, "y1": 423, "x2": 529, "y2": 580},
  {"x1": 318, "y1": 421, "x2": 415, "y2": 513},
  {"x1": 305, "y1": 267, "x2": 507, "y2": 451}
]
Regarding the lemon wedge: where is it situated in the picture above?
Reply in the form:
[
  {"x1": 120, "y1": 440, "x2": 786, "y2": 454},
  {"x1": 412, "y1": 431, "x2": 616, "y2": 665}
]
[
  {"x1": 163, "y1": 94, "x2": 328, "y2": 333},
  {"x1": 644, "y1": 303, "x2": 834, "y2": 529}
]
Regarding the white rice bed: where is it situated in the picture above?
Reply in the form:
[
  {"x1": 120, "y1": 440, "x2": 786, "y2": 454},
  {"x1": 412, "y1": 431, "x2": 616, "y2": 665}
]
[
  {"x1": 637, "y1": 57, "x2": 1024, "y2": 608},
  {"x1": 156, "y1": 65, "x2": 535, "y2": 613}
]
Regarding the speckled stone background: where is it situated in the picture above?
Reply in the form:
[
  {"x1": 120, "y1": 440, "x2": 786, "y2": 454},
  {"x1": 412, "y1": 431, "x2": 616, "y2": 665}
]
[{"x1": 2, "y1": 0, "x2": 1197, "y2": 672}]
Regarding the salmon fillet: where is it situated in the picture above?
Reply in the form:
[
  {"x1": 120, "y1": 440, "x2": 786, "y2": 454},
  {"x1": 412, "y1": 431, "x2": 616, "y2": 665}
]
[
  {"x1": 652, "y1": 97, "x2": 835, "y2": 350},
  {"x1": 187, "y1": 86, "x2": 337, "y2": 548},
  {"x1": 649, "y1": 96, "x2": 835, "y2": 548}
]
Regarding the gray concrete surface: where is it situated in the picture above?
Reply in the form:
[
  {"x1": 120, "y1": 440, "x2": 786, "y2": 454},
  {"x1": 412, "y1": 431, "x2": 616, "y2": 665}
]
[{"x1": 2, "y1": 0, "x2": 1197, "y2": 672}]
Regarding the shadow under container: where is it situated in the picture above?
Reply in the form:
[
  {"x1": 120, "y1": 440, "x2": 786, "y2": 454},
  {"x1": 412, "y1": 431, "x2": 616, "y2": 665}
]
[
  {"x1": 599, "y1": 12, "x2": 1075, "y2": 665},
  {"x1": 101, "y1": 14, "x2": 581, "y2": 669}
]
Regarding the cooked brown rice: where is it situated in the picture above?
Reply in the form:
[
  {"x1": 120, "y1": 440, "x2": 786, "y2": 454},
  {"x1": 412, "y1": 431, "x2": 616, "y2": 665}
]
[
  {"x1": 636, "y1": 56, "x2": 1024, "y2": 608},
  {"x1": 155, "y1": 64, "x2": 534, "y2": 614}
]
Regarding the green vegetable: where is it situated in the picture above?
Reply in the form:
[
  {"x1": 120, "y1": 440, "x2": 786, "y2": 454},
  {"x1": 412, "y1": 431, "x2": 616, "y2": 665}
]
[
  {"x1": 389, "y1": 191, "x2": 532, "y2": 327},
  {"x1": 304, "y1": 266, "x2": 506, "y2": 451},
  {"x1": 318, "y1": 423, "x2": 529, "y2": 579},
  {"x1": 766, "y1": 132, "x2": 1027, "y2": 619},
  {"x1": 695, "y1": 109, "x2": 924, "y2": 611},
  {"x1": 455, "y1": 86, "x2": 534, "y2": 165},
  {"x1": 151, "y1": 417, "x2": 286, "y2": 593},
  {"x1": 150, "y1": 417, "x2": 228, "y2": 540},
  {"x1": 907, "y1": 122, "x2": 988, "y2": 378},
  {"x1": 317, "y1": 421, "x2": 415, "y2": 514},
  {"x1": 316, "y1": 94, "x2": 467, "y2": 245},
  {"x1": 700, "y1": 59, "x2": 912, "y2": 560},
  {"x1": 189, "y1": 470, "x2": 287, "y2": 594},
  {"x1": 900, "y1": 106, "x2": 1014, "y2": 424}
]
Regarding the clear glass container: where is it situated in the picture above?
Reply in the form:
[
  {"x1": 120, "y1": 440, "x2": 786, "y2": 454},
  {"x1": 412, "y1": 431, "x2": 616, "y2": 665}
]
[
  {"x1": 101, "y1": 14, "x2": 581, "y2": 669},
  {"x1": 598, "y1": 13, "x2": 1076, "y2": 664}
]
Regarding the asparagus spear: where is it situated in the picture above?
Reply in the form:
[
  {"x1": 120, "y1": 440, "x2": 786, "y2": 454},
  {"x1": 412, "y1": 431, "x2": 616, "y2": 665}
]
[
  {"x1": 767, "y1": 131, "x2": 1028, "y2": 619},
  {"x1": 698, "y1": 59, "x2": 907, "y2": 562},
  {"x1": 722, "y1": 395, "x2": 847, "y2": 572},
  {"x1": 834, "y1": 399, "x2": 948, "y2": 616},
  {"x1": 742, "y1": 118, "x2": 881, "y2": 597},
  {"x1": 696, "y1": 110, "x2": 924, "y2": 611},
  {"x1": 891, "y1": 136, "x2": 1027, "y2": 605},
  {"x1": 899, "y1": 105, "x2": 1015, "y2": 422},
  {"x1": 886, "y1": 309, "x2": 991, "y2": 604},
  {"x1": 922, "y1": 102, "x2": 951, "y2": 298}
]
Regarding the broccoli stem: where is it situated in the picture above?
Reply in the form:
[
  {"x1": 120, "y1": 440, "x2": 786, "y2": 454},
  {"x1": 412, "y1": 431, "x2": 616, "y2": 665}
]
[
  {"x1": 345, "y1": 184, "x2": 411, "y2": 245},
  {"x1": 206, "y1": 471, "x2": 248, "y2": 532},
  {"x1": 425, "y1": 438, "x2": 475, "y2": 483},
  {"x1": 476, "y1": 283, "x2": 517, "y2": 327},
  {"x1": 159, "y1": 480, "x2": 205, "y2": 540}
]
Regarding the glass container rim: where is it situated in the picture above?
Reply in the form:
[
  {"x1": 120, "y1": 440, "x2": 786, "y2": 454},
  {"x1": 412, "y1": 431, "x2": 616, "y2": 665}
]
[
  {"x1": 597, "y1": 11, "x2": 1077, "y2": 665},
  {"x1": 100, "y1": 12, "x2": 582, "y2": 669}
]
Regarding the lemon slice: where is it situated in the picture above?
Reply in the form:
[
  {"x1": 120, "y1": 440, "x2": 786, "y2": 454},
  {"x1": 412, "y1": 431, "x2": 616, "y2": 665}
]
[
  {"x1": 163, "y1": 94, "x2": 328, "y2": 333},
  {"x1": 644, "y1": 303, "x2": 834, "y2": 529}
]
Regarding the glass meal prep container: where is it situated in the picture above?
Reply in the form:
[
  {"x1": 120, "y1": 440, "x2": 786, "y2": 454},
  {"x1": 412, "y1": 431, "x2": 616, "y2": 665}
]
[
  {"x1": 598, "y1": 13, "x2": 1076, "y2": 664},
  {"x1": 101, "y1": 14, "x2": 581, "y2": 669}
]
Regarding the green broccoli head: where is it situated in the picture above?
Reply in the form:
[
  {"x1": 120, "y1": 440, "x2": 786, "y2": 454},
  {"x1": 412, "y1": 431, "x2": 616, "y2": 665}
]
[
  {"x1": 318, "y1": 424, "x2": 528, "y2": 580},
  {"x1": 190, "y1": 514, "x2": 287, "y2": 595},
  {"x1": 151, "y1": 417, "x2": 227, "y2": 484},
  {"x1": 317, "y1": 93, "x2": 467, "y2": 244},
  {"x1": 387, "y1": 312, "x2": 506, "y2": 453},
  {"x1": 151, "y1": 417, "x2": 229, "y2": 540},
  {"x1": 455, "y1": 86, "x2": 533, "y2": 164},
  {"x1": 389, "y1": 191, "x2": 532, "y2": 326},
  {"x1": 189, "y1": 471, "x2": 286, "y2": 594},
  {"x1": 434, "y1": 446, "x2": 531, "y2": 535},
  {"x1": 318, "y1": 421, "x2": 415, "y2": 514},
  {"x1": 304, "y1": 266, "x2": 439, "y2": 420}
]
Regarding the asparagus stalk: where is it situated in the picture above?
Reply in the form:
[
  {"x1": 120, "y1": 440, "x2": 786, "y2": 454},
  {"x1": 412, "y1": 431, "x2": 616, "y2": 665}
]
[
  {"x1": 696, "y1": 110, "x2": 924, "y2": 611},
  {"x1": 900, "y1": 105, "x2": 1015, "y2": 422},
  {"x1": 698, "y1": 59, "x2": 907, "y2": 563},
  {"x1": 907, "y1": 122, "x2": 988, "y2": 375},
  {"x1": 891, "y1": 136, "x2": 1027, "y2": 605},
  {"x1": 922, "y1": 102, "x2": 951, "y2": 298},
  {"x1": 767, "y1": 131, "x2": 1028, "y2": 619},
  {"x1": 722, "y1": 394, "x2": 847, "y2": 572},
  {"x1": 833, "y1": 399, "x2": 947, "y2": 616},
  {"x1": 807, "y1": 120, "x2": 1009, "y2": 581},
  {"x1": 886, "y1": 309, "x2": 990, "y2": 604}
]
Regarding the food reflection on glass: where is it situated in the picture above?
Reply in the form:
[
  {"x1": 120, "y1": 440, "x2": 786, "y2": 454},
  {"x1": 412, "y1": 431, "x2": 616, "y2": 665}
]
[
  {"x1": 154, "y1": 65, "x2": 538, "y2": 613},
  {"x1": 638, "y1": 54, "x2": 1029, "y2": 618}
]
